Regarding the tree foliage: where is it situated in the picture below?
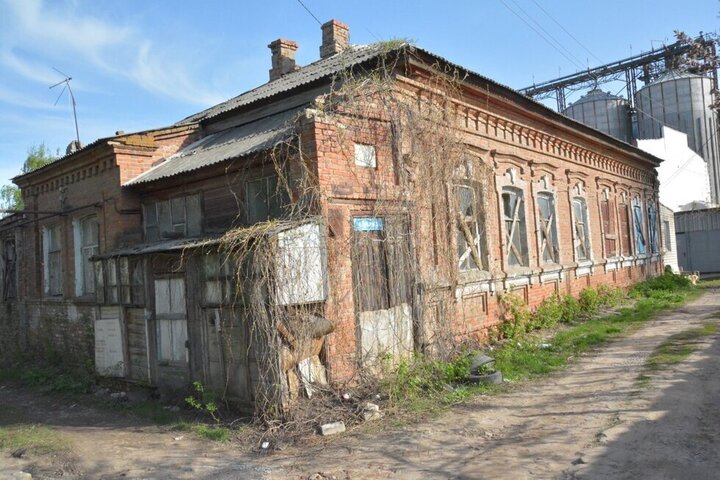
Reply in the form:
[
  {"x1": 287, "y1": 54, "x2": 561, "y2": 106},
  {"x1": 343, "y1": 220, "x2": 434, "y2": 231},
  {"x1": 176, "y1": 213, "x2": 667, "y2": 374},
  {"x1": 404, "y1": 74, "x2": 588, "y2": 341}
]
[{"x1": 0, "y1": 143, "x2": 58, "y2": 213}]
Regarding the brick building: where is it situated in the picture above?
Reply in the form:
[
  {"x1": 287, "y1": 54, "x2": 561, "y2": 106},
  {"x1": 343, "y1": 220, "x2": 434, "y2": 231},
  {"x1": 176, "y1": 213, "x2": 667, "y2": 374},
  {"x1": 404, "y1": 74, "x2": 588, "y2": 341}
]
[{"x1": 0, "y1": 20, "x2": 663, "y2": 410}]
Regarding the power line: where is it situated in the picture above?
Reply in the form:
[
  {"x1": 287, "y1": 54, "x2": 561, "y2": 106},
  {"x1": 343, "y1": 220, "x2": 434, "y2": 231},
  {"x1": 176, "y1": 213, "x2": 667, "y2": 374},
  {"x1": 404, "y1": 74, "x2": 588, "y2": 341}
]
[
  {"x1": 530, "y1": 0, "x2": 603, "y2": 65},
  {"x1": 500, "y1": 0, "x2": 586, "y2": 72},
  {"x1": 294, "y1": 0, "x2": 322, "y2": 25}
]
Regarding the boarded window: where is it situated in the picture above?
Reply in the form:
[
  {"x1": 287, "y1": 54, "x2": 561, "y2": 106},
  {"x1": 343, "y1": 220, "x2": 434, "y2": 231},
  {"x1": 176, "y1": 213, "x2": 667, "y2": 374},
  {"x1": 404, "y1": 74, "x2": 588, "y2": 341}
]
[
  {"x1": 44, "y1": 224, "x2": 62, "y2": 296},
  {"x1": 246, "y1": 176, "x2": 288, "y2": 224},
  {"x1": 455, "y1": 184, "x2": 484, "y2": 271},
  {"x1": 78, "y1": 216, "x2": 99, "y2": 295},
  {"x1": 600, "y1": 199, "x2": 618, "y2": 257},
  {"x1": 154, "y1": 277, "x2": 188, "y2": 365},
  {"x1": 572, "y1": 197, "x2": 591, "y2": 261},
  {"x1": 352, "y1": 217, "x2": 411, "y2": 312},
  {"x1": 537, "y1": 192, "x2": 559, "y2": 264},
  {"x1": 502, "y1": 187, "x2": 529, "y2": 267},
  {"x1": 354, "y1": 143, "x2": 377, "y2": 168},
  {"x1": 143, "y1": 194, "x2": 201, "y2": 242},
  {"x1": 619, "y1": 202, "x2": 632, "y2": 256},
  {"x1": 633, "y1": 201, "x2": 646, "y2": 255},
  {"x1": 648, "y1": 204, "x2": 659, "y2": 254}
]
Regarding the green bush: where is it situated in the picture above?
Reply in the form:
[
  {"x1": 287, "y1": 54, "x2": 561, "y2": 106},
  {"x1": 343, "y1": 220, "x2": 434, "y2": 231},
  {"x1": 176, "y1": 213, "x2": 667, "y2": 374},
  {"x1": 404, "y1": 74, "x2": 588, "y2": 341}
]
[
  {"x1": 632, "y1": 271, "x2": 692, "y2": 296},
  {"x1": 499, "y1": 293, "x2": 531, "y2": 340},
  {"x1": 579, "y1": 287, "x2": 601, "y2": 316},
  {"x1": 560, "y1": 294, "x2": 581, "y2": 323},
  {"x1": 532, "y1": 295, "x2": 564, "y2": 329},
  {"x1": 385, "y1": 353, "x2": 471, "y2": 404},
  {"x1": 597, "y1": 284, "x2": 624, "y2": 307}
]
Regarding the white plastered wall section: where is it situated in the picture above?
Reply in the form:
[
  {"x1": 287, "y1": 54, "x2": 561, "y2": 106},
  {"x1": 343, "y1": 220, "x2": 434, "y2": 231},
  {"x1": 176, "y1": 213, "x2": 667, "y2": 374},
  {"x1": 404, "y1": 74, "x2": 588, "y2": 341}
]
[{"x1": 637, "y1": 126, "x2": 713, "y2": 211}]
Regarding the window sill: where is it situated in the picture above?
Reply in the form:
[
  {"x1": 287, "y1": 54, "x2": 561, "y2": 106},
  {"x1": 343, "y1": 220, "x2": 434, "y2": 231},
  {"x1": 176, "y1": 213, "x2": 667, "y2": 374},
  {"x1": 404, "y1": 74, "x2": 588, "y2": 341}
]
[
  {"x1": 575, "y1": 259, "x2": 594, "y2": 277},
  {"x1": 604, "y1": 257, "x2": 622, "y2": 272},
  {"x1": 455, "y1": 271, "x2": 494, "y2": 298}
]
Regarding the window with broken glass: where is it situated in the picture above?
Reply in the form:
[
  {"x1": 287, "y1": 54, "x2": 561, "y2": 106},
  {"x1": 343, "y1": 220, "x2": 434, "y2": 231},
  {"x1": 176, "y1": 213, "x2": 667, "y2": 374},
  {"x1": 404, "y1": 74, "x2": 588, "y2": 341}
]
[
  {"x1": 44, "y1": 224, "x2": 63, "y2": 296},
  {"x1": 94, "y1": 257, "x2": 145, "y2": 306},
  {"x1": 647, "y1": 204, "x2": 659, "y2": 254},
  {"x1": 143, "y1": 194, "x2": 201, "y2": 242},
  {"x1": 572, "y1": 197, "x2": 591, "y2": 261},
  {"x1": 536, "y1": 192, "x2": 559, "y2": 264},
  {"x1": 246, "y1": 175, "x2": 289, "y2": 224},
  {"x1": 454, "y1": 184, "x2": 485, "y2": 271},
  {"x1": 632, "y1": 199, "x2": 646, "y2": 255},
  {"x1": 502, "y1": 187, "x2": 529, "y2": 267},
  {"x1": 203, "y1": 254, "x2": 237, "y2": 306}
]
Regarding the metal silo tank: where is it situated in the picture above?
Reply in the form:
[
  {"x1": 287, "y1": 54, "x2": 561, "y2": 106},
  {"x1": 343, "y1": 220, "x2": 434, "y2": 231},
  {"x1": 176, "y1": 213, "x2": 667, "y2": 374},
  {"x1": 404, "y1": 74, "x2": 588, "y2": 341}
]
[
  {"x1": 562, "y1": 88, "x2": 633, "y2": 143},
  {"x1": 635, "y1": 70, "x2": 720, "y2": 203}
]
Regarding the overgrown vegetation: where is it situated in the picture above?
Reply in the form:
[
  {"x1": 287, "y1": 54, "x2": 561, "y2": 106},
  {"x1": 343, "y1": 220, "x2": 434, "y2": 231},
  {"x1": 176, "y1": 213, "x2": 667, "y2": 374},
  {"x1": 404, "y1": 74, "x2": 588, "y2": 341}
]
[
  {"x1": 0, "y1": 365, "x2": 95, "y2": 394},
  {"x1": 377, "y1": 271, "x2": 699, "y2": 415},
  {"x1": 0, "y1": 142, "x2": 59, "y2": 213}
]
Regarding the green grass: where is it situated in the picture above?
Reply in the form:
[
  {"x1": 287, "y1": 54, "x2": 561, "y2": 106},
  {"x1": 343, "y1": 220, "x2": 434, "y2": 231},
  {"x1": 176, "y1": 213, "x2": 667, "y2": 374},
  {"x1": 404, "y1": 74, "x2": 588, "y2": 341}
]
[
  {"x1": 0, "y1": 365, "x2": 95, "y2": 394},
  {"x1": 379, "y1": 272, "x2": 700, "y2": 417},
  {"x1": 698, "y1": 277, "x2": 720, "y2": 288},
  {"x1": 644, "y1": 322, "x2": 717, "y2": 373},
  {"x1": 0, "y1": 409, "x2": 69, "y2": 455}
]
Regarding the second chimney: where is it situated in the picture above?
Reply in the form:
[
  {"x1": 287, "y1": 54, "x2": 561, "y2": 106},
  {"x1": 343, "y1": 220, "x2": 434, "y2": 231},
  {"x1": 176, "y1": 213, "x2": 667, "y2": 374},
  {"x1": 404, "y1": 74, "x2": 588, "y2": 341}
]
[
  {"x1": 320, "y1": 20, "x2": 349, "y2": 59},
  {"x1": 269, "y1": 39, "x2": 299, "y2": 81}
]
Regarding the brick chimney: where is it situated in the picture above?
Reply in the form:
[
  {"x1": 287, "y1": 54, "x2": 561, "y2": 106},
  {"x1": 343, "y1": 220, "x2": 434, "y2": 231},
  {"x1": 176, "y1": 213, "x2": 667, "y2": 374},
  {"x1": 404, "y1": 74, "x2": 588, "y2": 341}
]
[
  {"x1": 268, "y1": 39, "x2": 299, "y2": 81},
  {"x1": 320, "y1": 20, "x2": 349, "y2": 59}
]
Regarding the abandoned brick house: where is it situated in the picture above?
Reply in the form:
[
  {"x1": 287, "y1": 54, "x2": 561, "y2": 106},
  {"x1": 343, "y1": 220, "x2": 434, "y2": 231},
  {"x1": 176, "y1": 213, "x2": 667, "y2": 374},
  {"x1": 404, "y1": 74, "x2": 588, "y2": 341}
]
[{"x1": 0, "y1": 20, "x2": 664, "y2": 409}]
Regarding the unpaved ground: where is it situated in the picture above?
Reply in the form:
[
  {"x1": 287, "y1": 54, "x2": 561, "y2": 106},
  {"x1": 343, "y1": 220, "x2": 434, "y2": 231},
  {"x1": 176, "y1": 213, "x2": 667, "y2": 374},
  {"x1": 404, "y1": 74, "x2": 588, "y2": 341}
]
[{"x1": 1, "y1": 289, "x2": 719, "y2": 479}]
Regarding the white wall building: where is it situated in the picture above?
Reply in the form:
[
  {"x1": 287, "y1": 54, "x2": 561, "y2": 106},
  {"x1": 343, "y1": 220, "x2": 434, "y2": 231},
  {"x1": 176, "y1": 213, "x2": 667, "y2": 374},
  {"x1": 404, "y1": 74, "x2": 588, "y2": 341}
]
[{"x1": 637, "y1": 126, "x2": 712, "y2": 212}]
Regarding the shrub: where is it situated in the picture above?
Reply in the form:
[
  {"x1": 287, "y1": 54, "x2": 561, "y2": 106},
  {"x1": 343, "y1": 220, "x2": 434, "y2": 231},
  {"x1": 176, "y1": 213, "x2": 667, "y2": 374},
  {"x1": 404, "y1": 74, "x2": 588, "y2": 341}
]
[
  {"x1": 385, "y1": 353, "x2": 471, "y2": 404},
  {"x1": 579, "y1": 287, "x2": 601, "y2": 316},
  {"x1": 560, "y1": 294, "x2": 581, "y2": 323},
  {"x1": 597, "y1": 284, "x2": 624, "y2": 307},
  {"x1": 499, "y1": 293, "x2": 531, "y2": 340},
  {"x1": 532, "y1": 295, "x2": 563, "y2": 329}
]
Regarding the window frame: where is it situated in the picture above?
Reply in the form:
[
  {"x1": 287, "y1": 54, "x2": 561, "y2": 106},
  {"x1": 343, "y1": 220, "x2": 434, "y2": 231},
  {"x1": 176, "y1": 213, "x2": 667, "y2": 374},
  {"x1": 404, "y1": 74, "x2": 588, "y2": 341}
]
[
  {"x1": 43, "y1": 223, "x2": 63, "y2": 296},
  {"x1": 598, "y1": 189, "x2": 619, "y2": 259},
  {"x1": 74, "y1": 215, "x2": 99, "y2": 297},
  {"x1": 532, "y1": 175, "x2": 560, "y2": 266},
  {"x1": 502, "y1": 186, "x2": 530, "y2": 268},
  {"x1": 571, "y1": 196, "x2": 592, "y2": 262},
  {"x1": 453, "y1": 182, "x2": 486, "y2": 272},
  {"x1": 246, "y1": 175, "x2": 288, "y2": 224},
  {"x1": 647, "y1": 202, "x2": 659, "y2": 254},
  {"x1": 632, "y1": 196, "x2": 647, "y2": 256}
]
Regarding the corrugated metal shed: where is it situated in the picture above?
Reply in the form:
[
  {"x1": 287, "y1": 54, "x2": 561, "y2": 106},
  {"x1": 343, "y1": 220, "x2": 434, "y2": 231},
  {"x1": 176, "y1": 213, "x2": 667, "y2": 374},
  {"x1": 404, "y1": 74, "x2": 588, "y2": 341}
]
[
  {"x1": 675, "y1": 208, "x2": 720, "y2": 232},
  {"x1": 126, "y1": 107, "x2": 303, "y2": 186}
]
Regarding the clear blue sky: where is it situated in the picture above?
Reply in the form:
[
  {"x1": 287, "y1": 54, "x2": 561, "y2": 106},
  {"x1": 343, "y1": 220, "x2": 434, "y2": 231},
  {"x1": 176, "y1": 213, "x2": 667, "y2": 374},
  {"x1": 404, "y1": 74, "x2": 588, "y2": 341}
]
[{"x1": 1, "y1": 0, "x2": 718, "y2": 186}]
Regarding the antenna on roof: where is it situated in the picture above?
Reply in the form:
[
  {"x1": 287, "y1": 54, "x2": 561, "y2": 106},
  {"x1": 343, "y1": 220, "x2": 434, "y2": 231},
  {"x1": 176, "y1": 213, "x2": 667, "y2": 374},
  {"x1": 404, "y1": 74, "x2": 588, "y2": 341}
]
[{"x1": 49, "y1": 67, "x2": 81, "y2": 147}]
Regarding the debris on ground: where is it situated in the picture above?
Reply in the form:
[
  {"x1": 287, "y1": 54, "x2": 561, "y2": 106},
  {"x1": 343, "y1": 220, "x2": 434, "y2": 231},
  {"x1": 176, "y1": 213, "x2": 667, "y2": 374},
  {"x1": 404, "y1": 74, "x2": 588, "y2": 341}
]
[{"x1": 319, "y1": 422, "x2": 346, "y2": 436}]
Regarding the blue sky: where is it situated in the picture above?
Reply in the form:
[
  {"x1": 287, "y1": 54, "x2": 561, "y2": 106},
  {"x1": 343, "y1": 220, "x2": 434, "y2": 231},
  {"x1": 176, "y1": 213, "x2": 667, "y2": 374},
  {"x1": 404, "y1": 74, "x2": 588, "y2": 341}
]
[{"x1": 1, "y1": 0, "x2": 718, "y2": 186}]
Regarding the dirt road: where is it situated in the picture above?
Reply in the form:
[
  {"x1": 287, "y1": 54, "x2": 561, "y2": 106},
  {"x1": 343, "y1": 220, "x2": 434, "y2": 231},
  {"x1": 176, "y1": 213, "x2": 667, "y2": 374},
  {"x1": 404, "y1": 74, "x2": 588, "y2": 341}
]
[{"x1": 1, "y1": 289, "x2": 718, "y2": 479}]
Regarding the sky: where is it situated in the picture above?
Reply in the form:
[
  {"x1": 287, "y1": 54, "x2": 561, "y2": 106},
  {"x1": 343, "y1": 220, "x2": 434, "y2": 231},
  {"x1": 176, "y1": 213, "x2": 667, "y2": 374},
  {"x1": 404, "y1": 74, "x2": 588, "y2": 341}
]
[{"x1": 1, "y1": 0, "x2": 718, "y2": 187}]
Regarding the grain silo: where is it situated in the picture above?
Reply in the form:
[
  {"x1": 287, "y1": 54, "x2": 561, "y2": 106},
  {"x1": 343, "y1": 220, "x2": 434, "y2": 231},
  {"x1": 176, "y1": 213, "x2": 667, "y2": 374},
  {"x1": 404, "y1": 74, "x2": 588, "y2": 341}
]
[
  {"x1": 635, "y1": 70, "x2": 720, "y2": 202},
  {"x1": 563, "y1": 88, "x2": 633, "y2": 143}
]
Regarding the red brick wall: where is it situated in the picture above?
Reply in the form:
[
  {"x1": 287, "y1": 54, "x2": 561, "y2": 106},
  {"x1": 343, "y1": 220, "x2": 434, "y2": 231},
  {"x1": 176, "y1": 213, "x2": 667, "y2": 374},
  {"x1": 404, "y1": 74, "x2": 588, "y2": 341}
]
[{"x1": 310, "y1": 78, "x2": 663, "y2": 384}]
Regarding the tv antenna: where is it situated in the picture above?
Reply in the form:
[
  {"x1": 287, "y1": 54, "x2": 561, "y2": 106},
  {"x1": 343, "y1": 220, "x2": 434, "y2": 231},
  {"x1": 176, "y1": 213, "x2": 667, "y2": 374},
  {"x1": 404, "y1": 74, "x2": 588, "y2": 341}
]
[{"x1": 49, "y1": 67, "x2": 80, "y2": 146}]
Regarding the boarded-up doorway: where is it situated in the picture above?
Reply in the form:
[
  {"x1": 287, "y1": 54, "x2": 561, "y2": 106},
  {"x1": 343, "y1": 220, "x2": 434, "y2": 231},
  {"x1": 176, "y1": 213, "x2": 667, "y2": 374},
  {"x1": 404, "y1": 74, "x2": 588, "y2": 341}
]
[
  {"x1": 154, "y1": 276, "x2": 189, "y2": 388},
  {"x1": 351, "y1": 217, "x2": 413, "y2": 366}
]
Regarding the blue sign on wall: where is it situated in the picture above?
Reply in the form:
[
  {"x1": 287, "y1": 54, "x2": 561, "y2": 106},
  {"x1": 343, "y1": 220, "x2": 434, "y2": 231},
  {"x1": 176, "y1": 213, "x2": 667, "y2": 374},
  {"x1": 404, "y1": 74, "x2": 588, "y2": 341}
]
[{"x1": 352, "y1": 217, "x2": 385, "y2": 231}]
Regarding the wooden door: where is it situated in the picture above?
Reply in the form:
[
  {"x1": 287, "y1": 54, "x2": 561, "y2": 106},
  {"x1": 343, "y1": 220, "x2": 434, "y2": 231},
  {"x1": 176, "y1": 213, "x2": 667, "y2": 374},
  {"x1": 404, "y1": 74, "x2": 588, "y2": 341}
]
[{"x1": 154, "y1": 276, "x2": 189, "y2": 388}]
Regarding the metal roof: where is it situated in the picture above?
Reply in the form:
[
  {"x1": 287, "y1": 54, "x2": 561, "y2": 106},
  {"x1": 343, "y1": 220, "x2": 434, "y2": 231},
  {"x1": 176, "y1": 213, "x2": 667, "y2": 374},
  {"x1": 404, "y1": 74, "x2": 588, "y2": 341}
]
[
  {"x1": 125, "y1": 107, "x2": 303, "y2": 186},
  {"x1": 93, "y1": 236, "x2": 222, "y2": 259},
  {"x1": 177, "y1": 43, "x2": 396, "y2": 124}
]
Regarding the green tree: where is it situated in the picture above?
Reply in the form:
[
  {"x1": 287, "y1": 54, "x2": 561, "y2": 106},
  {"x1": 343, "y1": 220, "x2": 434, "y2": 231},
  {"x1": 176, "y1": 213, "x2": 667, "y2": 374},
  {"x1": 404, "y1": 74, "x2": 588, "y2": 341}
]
[{"x1": 0, "y1": 143, "x2": 58, "y2": 213}]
